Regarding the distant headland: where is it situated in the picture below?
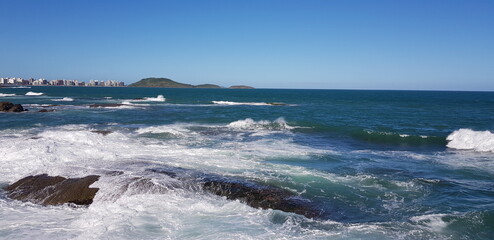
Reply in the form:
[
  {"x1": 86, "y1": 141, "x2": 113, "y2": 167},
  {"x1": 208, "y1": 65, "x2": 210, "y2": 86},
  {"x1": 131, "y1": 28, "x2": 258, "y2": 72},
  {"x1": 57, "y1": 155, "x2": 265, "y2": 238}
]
[{"x1": 128, "y1": 78, "x2": 254, "y2": 89}]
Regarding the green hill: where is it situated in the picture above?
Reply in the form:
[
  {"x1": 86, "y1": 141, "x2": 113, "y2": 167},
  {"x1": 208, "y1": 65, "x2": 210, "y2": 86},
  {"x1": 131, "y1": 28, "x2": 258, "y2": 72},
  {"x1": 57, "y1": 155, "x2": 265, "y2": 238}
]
[{"x1": 128, "y1": 78, "x2": 222, "y2": 88}]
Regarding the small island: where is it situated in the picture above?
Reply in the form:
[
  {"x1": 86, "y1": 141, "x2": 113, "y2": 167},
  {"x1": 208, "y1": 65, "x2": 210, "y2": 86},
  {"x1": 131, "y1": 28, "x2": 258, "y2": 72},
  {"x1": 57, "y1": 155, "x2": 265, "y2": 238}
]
[
  {"x1": 229, "y1": 85, "x2": 255, "y2": 89},
  {"x1": 128, "y1": 77, "x2": 254, "y2": 89}
]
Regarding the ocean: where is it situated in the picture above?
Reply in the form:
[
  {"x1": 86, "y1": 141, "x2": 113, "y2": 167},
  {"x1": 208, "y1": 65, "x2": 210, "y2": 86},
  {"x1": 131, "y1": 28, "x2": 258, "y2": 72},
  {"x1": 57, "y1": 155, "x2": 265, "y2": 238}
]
[{"x1": 0, "y1": 86, "x2": 493, "y2": 239}]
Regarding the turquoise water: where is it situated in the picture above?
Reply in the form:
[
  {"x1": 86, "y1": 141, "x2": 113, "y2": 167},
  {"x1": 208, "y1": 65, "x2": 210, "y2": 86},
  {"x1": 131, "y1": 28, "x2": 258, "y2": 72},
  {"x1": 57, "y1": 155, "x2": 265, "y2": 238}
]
[{"x1": 0, "y1": 86, "x2": 493, "y2": 239}]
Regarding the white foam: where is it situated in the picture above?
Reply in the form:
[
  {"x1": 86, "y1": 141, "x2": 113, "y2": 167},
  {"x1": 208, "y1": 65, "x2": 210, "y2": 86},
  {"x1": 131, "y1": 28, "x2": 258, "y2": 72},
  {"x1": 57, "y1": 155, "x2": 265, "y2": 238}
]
[
  {"x1": 227, "y1": 117, "x2": 294, "y2": 131},
  {"x1": 410, "y1": 214, "x2": 450, "y2": 232},
  {"x1": 52, "y1": 97, "x2": 74, "y2": 102},
  {"x1": 212, "y1": 101, "x2": 290, "y2": 106},
  {"x1": 136, "y1": 126, "x2": 189, "y2": 136},
  {"x1": 121, "y1": 101, "x2": 150, "y2": 107},
  {"x1": 130, "y1": 95, "x2": 166, "y2": 102},
  {"x1": 0, "y1": 93, "x2": 16, "y2": 97},
  {"x1": 0, "y1": 124, "x2": 443, "y2": 239},
  {"x1": 6, "y1": 86, "x2": 31, "y2": 88},
  {"x1": 144, "y1": 95, "x2": 166, "y2": 102},
  {"x1": 446, "y1": 128, "x2": 494, "y2": 152},
  {"x1": 25, "y1": 91, "x2": 44, "y2": 96}
]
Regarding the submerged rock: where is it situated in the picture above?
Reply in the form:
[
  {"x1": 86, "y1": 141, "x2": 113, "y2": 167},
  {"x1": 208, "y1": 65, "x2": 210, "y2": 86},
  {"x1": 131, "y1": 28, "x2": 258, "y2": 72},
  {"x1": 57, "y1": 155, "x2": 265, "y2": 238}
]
[
  {"x1": 266, "y1": 102, "x2": 287, "y2": 106},
  {"x1": 89, "y1": 103, "x2": 125, "y2": 108},
  {"x1": 0, "y1": 102, "x2": 26, "y2": 112},
  {"x1": 38, "y1": 109, "x2": 55, "y2": 112},
  {"x1": 4, "y1": 174, "x2": 100, "y2": 206},
  {"x1": 91, "y1": 130, "x2": 113, "y2": 136}
]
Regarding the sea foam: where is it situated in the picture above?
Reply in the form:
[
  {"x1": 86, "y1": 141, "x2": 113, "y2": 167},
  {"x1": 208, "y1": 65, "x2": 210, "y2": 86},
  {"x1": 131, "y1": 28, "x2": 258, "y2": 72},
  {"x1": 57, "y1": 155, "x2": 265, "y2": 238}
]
[
  {"x1": 130, "y1": 95, "x2": 166, "y2": 102},
  {"x1": 227, "y1": 117, "x2": 294, "y2": 130},
  {"x1": 52, "y1": 97, "x2": 74, "y2": 102},
  {"x1": 0, "y1": 93, "x2": 16, "y2": 97},
  {"x1": 25, "y1": 91, "x2": 44, "y2": 96},
  {"x1": 446, "y1": 128, "x2": 494, "y2": 152}
]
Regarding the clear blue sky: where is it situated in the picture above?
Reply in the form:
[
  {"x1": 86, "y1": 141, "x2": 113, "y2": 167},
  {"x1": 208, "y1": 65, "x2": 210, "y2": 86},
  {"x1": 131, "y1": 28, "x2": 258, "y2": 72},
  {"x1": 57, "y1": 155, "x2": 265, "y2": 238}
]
[{"x1": 1, "y1": 0, "x2": 493, "y2": 90}]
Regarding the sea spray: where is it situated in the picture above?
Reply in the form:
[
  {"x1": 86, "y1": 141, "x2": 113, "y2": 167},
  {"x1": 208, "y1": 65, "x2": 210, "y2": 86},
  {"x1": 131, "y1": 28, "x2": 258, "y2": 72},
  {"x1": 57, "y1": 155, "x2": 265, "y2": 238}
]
[{"x1": 446, "y1": 128, "x2": 494, "y2": 152}]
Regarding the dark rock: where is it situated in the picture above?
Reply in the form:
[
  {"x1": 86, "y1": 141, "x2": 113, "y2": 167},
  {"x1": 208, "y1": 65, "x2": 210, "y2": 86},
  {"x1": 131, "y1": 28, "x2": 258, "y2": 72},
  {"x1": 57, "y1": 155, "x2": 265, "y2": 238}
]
[
  {"x1": 0, "y1": 102, "x2": 14, "y2": 111},
  {"x1": 202, "y1": 179, "x2": 319, "y2": 218},
  {"x1": 91, "y1": 130, "x2": 113, "y2": 136},
  {"x1": 8, "y1": 104, "x2": 25, "y2": 112},
  {"x1": 38, "y1": 109, "x2": 55, "y2": 112},
  {"x1": 4, "y1": 174, "x2": 100, "y2": 206},
  {"x1": 105, "y1": 170, "x2": 124, "y2": 176},
  {"x1": 266, "y1": 102, "x2": 287, "y2": 106},
  {"x1": 89, "y1": 103, "x2": 125, "y2": 108},
  {"x1": 0, "y1": 102, "x2": 26, "y2": 112},
  {"x1": 149, "y1": 167, "x2": 321, "y2": 219}
]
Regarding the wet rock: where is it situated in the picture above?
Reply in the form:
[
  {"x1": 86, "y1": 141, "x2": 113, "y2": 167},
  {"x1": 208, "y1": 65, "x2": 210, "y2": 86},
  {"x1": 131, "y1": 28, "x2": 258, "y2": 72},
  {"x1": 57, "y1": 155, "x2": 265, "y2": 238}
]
[
  {"x1": 91, "y1": 130, "x2": 113, "y2": 136},
  {"x1": 4, "y1": 174, "x2": 100, "y2": 206},
  {"x1": 38, "y1": 109, "x2": 55, "y2": 112},
  {"x1": 0, "y1": 102, "x2": 26, "y2": 112},
  {"x1": 150, "y1": 167, "x2": 321, "y2": 219},
  {"x1": 201, "y1": 178, "x2": 319, "y2": 218}
]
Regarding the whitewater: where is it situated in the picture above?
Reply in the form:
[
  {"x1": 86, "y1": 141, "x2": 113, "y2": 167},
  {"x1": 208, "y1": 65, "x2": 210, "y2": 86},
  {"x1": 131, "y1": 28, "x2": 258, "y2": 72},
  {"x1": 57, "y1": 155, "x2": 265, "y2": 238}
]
[{"x1": 0, "y1": 87, "x2": 493, "y2": 240}]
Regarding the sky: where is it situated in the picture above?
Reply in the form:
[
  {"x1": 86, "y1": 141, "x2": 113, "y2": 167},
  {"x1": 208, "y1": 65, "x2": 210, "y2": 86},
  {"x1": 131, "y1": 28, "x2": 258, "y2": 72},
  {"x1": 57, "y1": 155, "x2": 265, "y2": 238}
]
[{"x1": 1, "y1": 0, "x2": 493, "y2": 90}]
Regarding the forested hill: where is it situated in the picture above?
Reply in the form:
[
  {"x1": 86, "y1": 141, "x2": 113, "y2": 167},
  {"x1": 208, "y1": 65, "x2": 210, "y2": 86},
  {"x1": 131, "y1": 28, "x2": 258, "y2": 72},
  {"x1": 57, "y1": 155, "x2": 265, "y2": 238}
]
[{"x1": 128, "y1": 78, "x2": 222, "y2": 88}]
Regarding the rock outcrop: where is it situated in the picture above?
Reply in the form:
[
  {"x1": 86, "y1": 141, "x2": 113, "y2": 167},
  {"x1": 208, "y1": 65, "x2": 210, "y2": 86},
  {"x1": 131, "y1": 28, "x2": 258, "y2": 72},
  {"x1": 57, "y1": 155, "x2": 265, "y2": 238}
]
[
  {"x1": 0, "y1": 102, "x2": 26, "y2": 112},
  {"x1": 4, "y1": 174, "x2": 100, "y2": 206},
  {"x1": 149, "y1": 167, "x2": 321, "y2": 219},
  {"x1": 202, "y1": 178, "x2": 319, "y2": 218}
]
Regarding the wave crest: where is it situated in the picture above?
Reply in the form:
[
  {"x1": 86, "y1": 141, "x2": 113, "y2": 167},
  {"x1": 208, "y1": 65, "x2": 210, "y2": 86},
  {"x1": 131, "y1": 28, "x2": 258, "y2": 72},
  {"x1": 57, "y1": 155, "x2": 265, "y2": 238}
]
[
  {"x1": 25, "y1": 91, "x2": 44, "y2": 96},
  {"x1": 52, "y1": 97, "x2": 74, "y2": 102},
  {"x1": 446, "y1": 128, "x2": 494, "y2": 152},
  {"x1": 130, "y1": 95, "x2": 166, "y2": 102},
  {"x1": 227, "y1": 117, "x2": 293, "y2": 130}
]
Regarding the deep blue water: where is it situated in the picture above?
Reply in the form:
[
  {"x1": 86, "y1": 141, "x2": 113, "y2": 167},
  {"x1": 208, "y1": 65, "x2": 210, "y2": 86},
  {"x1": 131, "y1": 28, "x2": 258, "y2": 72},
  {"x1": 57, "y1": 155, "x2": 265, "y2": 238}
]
[{"x1": 0, "y1": 86, "x2": 493, "y2": 239}]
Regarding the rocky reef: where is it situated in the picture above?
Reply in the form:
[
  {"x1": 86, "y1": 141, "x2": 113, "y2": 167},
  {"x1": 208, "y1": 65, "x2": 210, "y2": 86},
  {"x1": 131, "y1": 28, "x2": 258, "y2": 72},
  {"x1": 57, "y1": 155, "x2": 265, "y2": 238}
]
[
  {"x1": 149, "y1": 167, "x2": 321, "y2": 219},
  {"x1": 4, "y1": 168, "x2": 321, "y2": 219},
  {"x1": 3, "y1": 174, "x2": 100, "y2": 206},
  {"x1": 0, "y1": 102, "x2": 26, "y2": 112}
]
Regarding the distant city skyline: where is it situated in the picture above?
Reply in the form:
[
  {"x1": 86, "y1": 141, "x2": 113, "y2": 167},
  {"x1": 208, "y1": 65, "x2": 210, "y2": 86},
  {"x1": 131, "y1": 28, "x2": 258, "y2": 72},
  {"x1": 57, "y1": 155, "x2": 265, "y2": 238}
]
[
  {"x1": 1, "y1": 0, "x2": 493, "y2": 91},
  {"x1": 0, "y1": 77, "x2": 124, "y2": 87}
]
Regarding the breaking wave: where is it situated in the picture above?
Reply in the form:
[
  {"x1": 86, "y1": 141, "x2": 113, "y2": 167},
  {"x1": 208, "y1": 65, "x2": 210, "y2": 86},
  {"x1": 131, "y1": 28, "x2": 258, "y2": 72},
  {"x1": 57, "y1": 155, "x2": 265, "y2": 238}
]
[
  {"x1": 446, "y1": 128, "x2": 494, "y2": 152},
  {"x1": 130, "y1": 95, "x2": 166, "y2": 102},
  {"x1": 25, "y1": 91, "x2": 44, "y2": 96},
  {"x1": 52, "y1": 97, "x2": 74, "y2": 102},
  {"x1": 227, "y1": 117, "x2": 294, "y2": 131},
  {"x1": 0, "y1": 93, "x2": 16, "y2": 97},
  {"x1": 136, "y1": 125, "x2": 189, "y2": 136}
]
